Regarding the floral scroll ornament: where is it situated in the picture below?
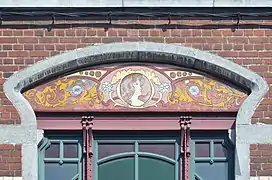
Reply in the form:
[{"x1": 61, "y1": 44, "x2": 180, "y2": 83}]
[
  {"x1": 168, "y1": 79, "x2": 245, "y2": 107},
  {"x1": 24, "y1": 79, "x2": 103, "y2": 107}
]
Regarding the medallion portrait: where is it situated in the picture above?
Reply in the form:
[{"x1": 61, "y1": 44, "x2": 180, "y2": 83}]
[{"x1": 119, "y1": 73, "x2": 152, "y2": 107}]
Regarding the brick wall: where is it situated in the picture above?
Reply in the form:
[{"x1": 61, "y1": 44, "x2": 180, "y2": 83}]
[
  {"x1": 0, "y1": 144, "x2": 22, "y2": 177},
  {"x1": 251, "y1": 144, "x2": 272, "y2": 176},
  {"x1": 0, "y1": 19, "x2": 271, "y2": 125},
  {"x1": 0, "y1": 18, "x2": 271, "y2": 176}
]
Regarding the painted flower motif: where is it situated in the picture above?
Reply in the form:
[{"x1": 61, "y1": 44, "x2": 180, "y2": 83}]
[
  {"x1": 159, "y1": 82, "x2": 170, "y2": 93},
  {"x1": 71, "y1": 85, "x2": 83, "y2": 96},
  {"x1": 101, "y1": 82, "x2": 113, "y2": 93},
  {"x1": 189, "y1": 86, "x2": 200, "y2": 96}
]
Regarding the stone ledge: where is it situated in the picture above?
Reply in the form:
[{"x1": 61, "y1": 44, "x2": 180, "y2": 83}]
[
  {"x1": 251, "y1": 177, "x2": 272, "y2": 180},
  {"x1": 0, "y1": 177, "x2": 22, "y2": 180}
]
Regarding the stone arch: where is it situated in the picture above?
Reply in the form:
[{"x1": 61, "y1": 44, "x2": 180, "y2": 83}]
[
  {"x1": 4, "y1": 42, "x2": 268, "y2": 126},
  {"x1": 3, "y1": 42, "x2": 269, "y2": 180}
]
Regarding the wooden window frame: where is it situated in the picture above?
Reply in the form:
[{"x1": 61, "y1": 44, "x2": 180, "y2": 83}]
[
  {"x1": 93, "y1": 133, "x2": 180, "y2": 180},
  {"x1": 190, "y1": 131, "x2": 235, "y2": 180},
  {"x1": 38, "y1": 132, "x2": 83, "y2": 180},
  {"x1": 37, "y1": 115, "x2": 235, "y2": 180}
]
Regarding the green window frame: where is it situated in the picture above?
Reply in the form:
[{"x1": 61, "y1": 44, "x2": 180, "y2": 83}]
[
  {"x1": 38, "y1": 132, "x2": 83, "y2": 180},
  {"x1": 190, "y1": 131, "x2": 235, "y2": 180},
  {"x1": 37, "y1": 131, "x2": 234, "y2": 180},
  {"x1": 93, "y1": 133, "x2": 180, "y2": 180}
]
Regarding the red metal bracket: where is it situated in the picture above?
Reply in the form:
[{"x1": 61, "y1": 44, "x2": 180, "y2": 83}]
[
  {"x1": 179, "y1": 116, "x2": 192, "y2": 180},
  {"x1": 81, "y1": 116, "x2": 94, "y2": 180}
]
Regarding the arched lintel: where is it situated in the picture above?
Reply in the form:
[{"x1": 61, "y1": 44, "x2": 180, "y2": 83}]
[{"x1": 4, "y1": 42, "x2": 269, "y2": 126}]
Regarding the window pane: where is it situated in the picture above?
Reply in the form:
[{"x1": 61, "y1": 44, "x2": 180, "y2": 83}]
[
  {"x1": 139, "y1": 143, "x2": 175, "y2": 159},
  {"x1": 45, "y1": 163, "x2": 78, "y2": 180},
  {"x1": 64, "y1": 143, "x2": 78, "y2": 158},
  {"x1": 214, "y1": 142, "x2": 227, "y2": 157},
  {"x1": 98, "y1": 143, "x2": 134, "y2": 159},
  {"x1": 195, "y1": 162, "x2": 228, "y2": 180},
  {"x1": 195, "y1": 142, "x2": 210, "y2": 157},
  {"x1": 139, "y1": 156, "x2": 175, "y2": 180},
  {"x1": 45, "y1": 143, "x2": 59, "y2": 158},
  {"x1": 98, "y1": 157, "x2": 134, "y2": 180}
]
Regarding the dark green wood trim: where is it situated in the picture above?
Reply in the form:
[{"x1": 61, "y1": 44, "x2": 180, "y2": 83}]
[
  {"x1": 190, "y1": 131, "x2": 234, "y2": 180},
  {"x1": 93, "y1": 134, "x2": 180, "y2": 180},
  {"x1": 38, "y1": 132, "x2": 83, "y2": 180}
]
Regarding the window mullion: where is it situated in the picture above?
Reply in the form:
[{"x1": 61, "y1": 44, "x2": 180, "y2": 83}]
[
  {"x1": 135, "y1": 141, "x2": 139, "y2": 180},
  {"x1": 60, "y1": 141, "x2": 64, "y2": 164},
  {"x1": 210, "y1": 141, "x2": 214, "y2": 164}
]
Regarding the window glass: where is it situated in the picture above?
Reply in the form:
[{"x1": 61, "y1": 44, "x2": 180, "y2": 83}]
[
  {"x1": 45, "y1": 143, "x2": 59, "y2": 158},
  {"x1": 98, "y1": 157, "x2": 134, "y2": 180},
  {"x1": 139, "y1": 143, "x2": 175, "y2": 159},
  {"x1": 195, "y1": 142, "x2": 210, "y2": 157},
  {"x1": 214, "y1": 142, "x2": 227, "y2": 157},
  {"x1": 139, "y1": 156, "x2": 175, "y2": 180},
  {"x1": 195, "y1": 162, "x2": 228, "y2": 180},
  {"x1": 45, "y1": 163, "x2": 78, "y2": 180},
  {"x1": 98, "y1": 143, "x2": 134, "y2": 159},
  {"x1": 64, "y1": 143, "x2": 78, "y2": 158}
]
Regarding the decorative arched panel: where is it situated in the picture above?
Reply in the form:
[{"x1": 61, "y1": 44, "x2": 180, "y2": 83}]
[{"x1": 23, "y1": 65, "x2": 247, "y2": 112}]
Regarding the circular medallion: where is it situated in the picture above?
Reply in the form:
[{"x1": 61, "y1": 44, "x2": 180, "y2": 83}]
[
  {"x1": 71, "y1": 85, "x2": 83, "y2": 96},
  {"x1": 189, "y1": 86, "x2": 200, "y2": 96},
  {"x1": 119, "y1": 73, "x2": 152, "y2": 107}
]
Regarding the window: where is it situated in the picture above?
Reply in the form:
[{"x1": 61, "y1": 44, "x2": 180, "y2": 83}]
[
  {"x1": 38, "y1": 131, "x2": 234, "y2": 180},
  {"x1": 37, "y1": 115, "x2": 235, "y2": 180},
  {"x1": 93, "y1": 133, "x2": 180, "y2": 180},
  {"x1": 190, "y1": 132, "x2": 235, "y2": 180},
  {"x1": 38, "y1": 132, "x2": 83, "y2": 180}
]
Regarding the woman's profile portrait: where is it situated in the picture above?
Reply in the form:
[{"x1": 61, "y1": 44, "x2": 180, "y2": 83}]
[{"x1": 120, "y1": 73, "x2": 151, "y2": 107}]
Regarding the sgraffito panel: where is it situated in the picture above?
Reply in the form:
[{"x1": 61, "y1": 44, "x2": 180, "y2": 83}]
[{"x1": 23, "y1": 65, "x2": 247, "y2": 112}]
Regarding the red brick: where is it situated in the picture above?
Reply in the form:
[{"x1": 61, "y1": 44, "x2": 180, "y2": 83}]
[
  {"x1": 23, "y1": 30, "x2": 34, "y2": 36},
  {"x1": 123, "y1": 37, "x2": 144, "y2": 42},
  {"x1": 258, "y1": 144, "x2": 272, "y2": 150},
  {"x1": 0, "y1": 144, "x2": 14, "y2": 150},
  {"x1": 81, "y1": 37, "x2": 101, "y2": 43},
  {"x1": 107, "y1": 29, "x2": 118, "y2": 37},
  {"x1": 60, "y1": 38, "x2": 80, "y2": 43},
  {"x1": 257, "y1": 170, "x2": 272, "y2": 176},
  {"x1": 139, "y1": 30, "x2": 149, "y2": 36},
  {"x1": 144, "y1": 37, "x2": 164, "y2": 43},
  {"x1": 2, "y1": 31, "x2": 12, "y2": 36},
  {"x1": 97, "y1": 29, "x2": 107, "y2": 36},
  {"x1": 18, "y1": 37, "x2": 38, "y2": 43},
  {"x1": 39, "y1": 37, "x2": 59, "y2": 43},
  {"x1": 76, "y1": 29, "x2": 87, "y2": 36},
  {"x1": 0, "y1": 66, "x2": 18, "y2": 72},
  {"x1": 0, "y1": 38, "x2": 17, "y2": 43},
  {"x1": 2, "y1": 45, "x2": 12, "y2": 51},
  {"x1": 117, "y1": 30, "x2": 127, "y2": 36},
  {"x1": 102, "y1": 37, "x2": 122, "y2": 43}
]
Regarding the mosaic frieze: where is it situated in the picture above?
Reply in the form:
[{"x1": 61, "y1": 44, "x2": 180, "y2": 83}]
[{"x1": 23, "y1": 65, "x2": 247, "y2": 112}]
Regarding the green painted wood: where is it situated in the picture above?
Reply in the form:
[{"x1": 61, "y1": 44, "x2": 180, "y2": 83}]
[
  {"x1": 190, "y1": 131, "x2": 234, "y2": 180},
  {"x1": 94, "y1": 133, "x2": 179, "y2": 180},
  {"x1": 38, "y1": 133, "x2": 82, "y2": 180}
]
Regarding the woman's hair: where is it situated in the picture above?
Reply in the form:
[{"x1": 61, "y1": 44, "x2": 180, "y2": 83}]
[{"x1": 120, "y1": 73, "x2": 145, "y2": 104}]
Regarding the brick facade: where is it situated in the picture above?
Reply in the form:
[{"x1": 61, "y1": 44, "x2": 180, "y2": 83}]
[
  {"x1": 0, "y1": 18, "x2": 271, "y2": 177},
  {"x1": 251, "y1": 144, "x2": 272, "y2": 176},
  {"x1": 0, "y1": 144, "x2": 22, "y2": 177}
]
